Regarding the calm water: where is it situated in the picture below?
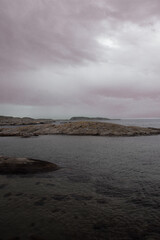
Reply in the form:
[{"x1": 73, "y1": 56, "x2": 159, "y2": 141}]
[
  {"x1": 0, "y1": 119, "x2": 160, "y2": 240},
  {"x1": 57, "y1": 118, "x2": 160, "y2": 128},
  {"x1": 105, "y1": 118, "x2": 160, "y2": 128}
]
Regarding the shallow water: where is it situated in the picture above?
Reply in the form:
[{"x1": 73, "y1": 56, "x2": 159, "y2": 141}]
[{"x1": 0, "y1": 129, "x2": 160, "y2": 239}]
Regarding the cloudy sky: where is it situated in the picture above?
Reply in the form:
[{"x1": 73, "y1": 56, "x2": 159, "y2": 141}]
[{"x1": 0, "y1": 0, "x2": 160, "y2": 119}]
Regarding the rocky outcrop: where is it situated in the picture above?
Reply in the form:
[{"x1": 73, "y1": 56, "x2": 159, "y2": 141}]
[
  {"x1": 0, "y1": 156, "x2": 59, "y2": 174},
  {"x1": 0, "y1": 121, "x2": 160, "y2": 137}
]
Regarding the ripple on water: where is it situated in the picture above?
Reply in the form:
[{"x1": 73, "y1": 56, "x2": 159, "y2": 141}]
[{"x1": 0, "y1": 134, "x2": 160, "y2": 239}]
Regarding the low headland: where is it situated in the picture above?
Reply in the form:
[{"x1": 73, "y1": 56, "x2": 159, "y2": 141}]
[
  {"x1": 70, "y1": 116, "x2": 110, "y2": 121},
  {"x1": 0, "y1": 116, "x2": 160, "y2": 137}
]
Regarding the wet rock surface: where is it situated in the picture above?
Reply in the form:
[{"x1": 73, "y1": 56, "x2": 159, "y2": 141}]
[{"x1": 0, "y1": 156, "x2": 59, "y2": 174}]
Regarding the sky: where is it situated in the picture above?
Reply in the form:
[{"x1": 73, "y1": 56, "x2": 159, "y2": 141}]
[{"x1": 0, "y1": 0, "x2": 160, "y2": 119}]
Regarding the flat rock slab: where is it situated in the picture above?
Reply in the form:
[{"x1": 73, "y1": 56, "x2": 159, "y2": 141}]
[{"x1": 0, "y1": 156, "x2": 59, "y2": 174}]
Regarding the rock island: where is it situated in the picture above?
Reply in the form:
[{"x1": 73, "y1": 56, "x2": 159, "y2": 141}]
[{"x1": 0, "y1": 121, "x2": 160, "y2": 137}]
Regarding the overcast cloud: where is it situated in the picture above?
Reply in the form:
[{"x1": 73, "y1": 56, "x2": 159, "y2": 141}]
[{"x1": 0, "y1": 0, "x2": 160, "y2": 118}]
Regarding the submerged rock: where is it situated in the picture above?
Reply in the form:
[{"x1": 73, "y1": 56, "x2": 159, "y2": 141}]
[{"x1": 0, "y1": 156, "x2": 59, "y2": 174}]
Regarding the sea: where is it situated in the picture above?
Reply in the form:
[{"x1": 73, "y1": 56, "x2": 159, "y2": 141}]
[{"x1": 0, "y1": 119, "x2": 160, "y2": 240}]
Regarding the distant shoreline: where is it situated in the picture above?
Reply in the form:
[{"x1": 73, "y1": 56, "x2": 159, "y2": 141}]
[{"x1": 0, "y1": 115, "x2": 120, "y2": 126}]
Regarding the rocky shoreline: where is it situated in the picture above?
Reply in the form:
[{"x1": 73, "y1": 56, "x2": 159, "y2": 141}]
[
  {"x1": 0, "y1": 121, "x2": 160, "y2": 137},
  {"x1": 0, "y1": 156, "x2": 59, "y2": 174}
]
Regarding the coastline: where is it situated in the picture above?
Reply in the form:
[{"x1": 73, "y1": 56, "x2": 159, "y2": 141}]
[{"x1": 0, "y1": 121, "x2": 160, "y2": 137}]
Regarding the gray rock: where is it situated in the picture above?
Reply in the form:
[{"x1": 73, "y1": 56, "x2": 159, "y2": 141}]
[{"x1": 0, "y1": 156, "x2": 59, "y2": 174}]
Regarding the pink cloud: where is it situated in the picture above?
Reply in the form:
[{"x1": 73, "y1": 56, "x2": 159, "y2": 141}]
[
  {"x1": 1, "y1": 0, "x2": 160, "y2": 118},
  {"x1": 1, "y1": 0, "x2": 159, "y2": 72},
  {"x1": 89, "y1": 86, "x2": 160, "y2": 101}
]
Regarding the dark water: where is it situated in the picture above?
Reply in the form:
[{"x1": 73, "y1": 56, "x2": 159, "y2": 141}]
[{"x1": 0, "y1": 120, "x2": 160, "y2": 240}]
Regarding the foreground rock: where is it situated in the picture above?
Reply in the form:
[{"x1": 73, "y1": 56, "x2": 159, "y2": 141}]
[
  {"x1": 0, "y1": 121, "x2": 160, "y2": 137},
  {"x1": 0, "y1": 156, "x2": 59, "y2": 174}
]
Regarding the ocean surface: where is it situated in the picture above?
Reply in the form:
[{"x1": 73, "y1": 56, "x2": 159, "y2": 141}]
[
  {"x1": 104, "y1": 118, "x2": 160, "y2": 128},
  {"x1": 56, "y1": 118, "x2": 160, "y2": 130},
  {"x1": 0, "y1": 119, "x2": 160, "y2": 240}
]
